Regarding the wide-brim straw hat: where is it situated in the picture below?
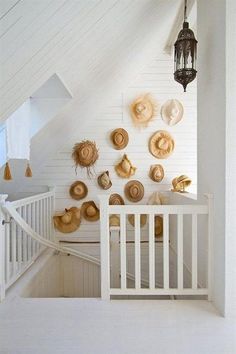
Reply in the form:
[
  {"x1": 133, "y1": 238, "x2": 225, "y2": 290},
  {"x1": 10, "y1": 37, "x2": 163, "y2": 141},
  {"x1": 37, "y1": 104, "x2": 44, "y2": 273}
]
[
  {"x1": 128, "y1": 214, "x2": 147, "y2": 228},
  {"x1": 149, "y1": 164, "x2": 164, "y2": 182},
  {"x1": 110, "y1": 128, "x2": 129, "y2": 150},
  {"x1": 155, "y1": 215, "x2": 163, "y2": 237},
  {"x1": 69, "y1": 181, "x2": 88, "y2": 200},
  {"x1": 161, "y1": 99, "x2": 184, "y2": 126},
  {"x1": 109, "y1": 193, "x2": 125, "y2": 205},
  {"x1": 124, "y1": 180, "x2": 144, "y2": 202},
  {"x1": 172, "y1": 175, "x2": 192, "y2": 192},
  {"x1": 72, "y1": 140, "x2": 99, "y2": 172},
  {"x1": 148, "y1": 191, "x2": 169, "y2": 206},
  {"x1": 115, "y1": 154, "x2": 136, "y2": 178},
  {"x1": 130, "y1": 94, "x2": 157, "y2": 127},
  {"x1": 149, "y1": 130, "x2": 175, "y2": 159},
  {"x1": 53, "y1": 207, "x2": 81, "y2": 233},
  {"x1": 97, "y1": 171, "x2": 112, "y2": 190},
  {"x1": 109, "y1": 214, "x2": 120, "y2": 227},
  {"x1": 81, "y1": 201, "x2": 100, "y2": 221}
]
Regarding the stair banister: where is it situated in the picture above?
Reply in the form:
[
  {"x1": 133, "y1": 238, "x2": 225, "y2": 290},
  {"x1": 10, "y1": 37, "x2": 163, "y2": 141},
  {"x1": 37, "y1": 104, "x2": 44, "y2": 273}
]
[{"x1": 0, "y1": 195, "x2": 8, "y2": 301}]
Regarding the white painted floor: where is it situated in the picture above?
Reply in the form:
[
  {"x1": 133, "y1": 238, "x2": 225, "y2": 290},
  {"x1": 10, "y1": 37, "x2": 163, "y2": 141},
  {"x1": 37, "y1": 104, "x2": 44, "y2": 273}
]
[{"x1": 0, "y1": 299, "x2": 235, "y2": 354}]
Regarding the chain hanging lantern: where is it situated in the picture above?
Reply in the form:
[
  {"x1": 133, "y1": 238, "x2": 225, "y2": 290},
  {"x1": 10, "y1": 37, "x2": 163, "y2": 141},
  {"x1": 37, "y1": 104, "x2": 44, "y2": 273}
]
[{"x1": 174, "y1": 0, "x2": 197, "y2": 92}]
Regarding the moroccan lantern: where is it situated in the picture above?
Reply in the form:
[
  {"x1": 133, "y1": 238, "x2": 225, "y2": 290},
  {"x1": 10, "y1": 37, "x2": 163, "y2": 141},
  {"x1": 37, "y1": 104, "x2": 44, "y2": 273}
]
[{"x1": 174, "y1": 0, "x2": 197, "y2": 92}]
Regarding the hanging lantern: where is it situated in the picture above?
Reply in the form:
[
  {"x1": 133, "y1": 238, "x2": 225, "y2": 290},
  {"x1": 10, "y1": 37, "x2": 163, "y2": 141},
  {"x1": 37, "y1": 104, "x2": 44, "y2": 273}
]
[{"x1": 174, "y1": 0, "x2": 197, "y2": 92}]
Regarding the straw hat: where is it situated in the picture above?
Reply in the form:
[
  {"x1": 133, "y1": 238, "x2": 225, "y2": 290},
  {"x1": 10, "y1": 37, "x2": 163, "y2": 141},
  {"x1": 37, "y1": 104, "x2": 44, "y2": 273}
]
[
  {"x1": 124, "y1": 180, "x2": 144, "y2": 202},
  {"x1": 115, "y1": 154, "x2": 136, "y2": 178},
  {"x1": 149, "y1": 164, "x2": 164, "y2": 182},
  {"x1": 81, "y1": 201, "x2": 100, "y2": 221},
  {"x1": 130, "y1": 94, "x2": 157, "y2": 127},
  {"x1": 109, "y1": 214, "x2": 120, "y2": 227},
  {"x1": 110, "y1": 128, "x2": 129, "y2": 150},
  {"x1": 69, "y1": 181, "x2": 88, "y2": 200},
  {"x1": 72, "y1": 140, "x2": 99, "y2": 175},
  {"x1": 97, "y1": 171, "x2": 112, "y2": 190},
  {"x1": 161, "y1": 99, "x2": 184, "y2": 126},
  {"x1": 128, "y1": 214, "x2": 147, "y2": 228},
  {"x1": 155, "y1": 216, "x2": 163, "y2": 238},
  {"x1": 53, "y1": 207, "x2": 81, "y2": 233},
  {"x1": 109, "y1": 193, "x2": 125, "y2": 205},
  {"x1": 148, "y1": 191, "x2": 169, "y2": 206},
  {"x1": 172, "y1": 175, "x2": 192, "y2": 193},
  {"x1": 149, "y1": 130, "x2": 175, "y2": 159}
]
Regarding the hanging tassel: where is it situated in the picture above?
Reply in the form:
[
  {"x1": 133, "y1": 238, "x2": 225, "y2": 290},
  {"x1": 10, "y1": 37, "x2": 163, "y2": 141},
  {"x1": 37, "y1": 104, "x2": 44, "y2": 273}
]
[
  {"x1": 25, "y1": 163, "x2": 33, "y2": 177},
  {"x1": 4, "y1": 162, "x2": 12, "y2": 180}
]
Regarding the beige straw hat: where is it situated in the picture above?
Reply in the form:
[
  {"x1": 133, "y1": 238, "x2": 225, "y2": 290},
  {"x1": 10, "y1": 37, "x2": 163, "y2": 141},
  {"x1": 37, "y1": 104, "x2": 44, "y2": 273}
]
[
  {"x1": 115, "y1": 154, "x2": 136, "y2": 178},
  {"x1": 69, "y1": 181, "x2": 88, "y2": 200},
  {"x1": 53, "y1": 207, "x2": 81, "y2": 233},
  {"x1": 110, "y1": 128, "x2": 129, "y2": 150},
  {"x1": 149, "y1": 164, "x2": 164, "y2": 182},
  {"x1": 109, "y1": 193, "x2": 125, "y2": 205},
  {"x1": 155, "y1": 215, "x2": 163, "y2": 238},
  {"x1": 124, "y1": 180, "x2": 144, "y2": 203},
  {"x1": 97, "y1": 171, "x2": 112, "y2": 190},
  {"x1": 130, "y1": 94, "x2": 157, "y2": 127},
  {"x1": 171, "y1": 175, "x2": 192, "y2": 193},
  {"x1": 147, "y1": 191, "x2": 168, "y2": 206},
  {"x1": 128, "y1": 214, "x2": 147, "y2": 228},
  {"x1": 149, "y1": 130, "x2": 175, "y2": 159},
  {"x1": 81, "y1": 201, "x2": 100, "y2": 222},
  {"x1": 161, "y1": 99, "x2": 184, "y2": 126},
  {"x1": 109, "y1": 214, "x2": 120, "y2": 227},
  {"x1": 72, "y1": 140, "x2": 99, "y2": 175}
]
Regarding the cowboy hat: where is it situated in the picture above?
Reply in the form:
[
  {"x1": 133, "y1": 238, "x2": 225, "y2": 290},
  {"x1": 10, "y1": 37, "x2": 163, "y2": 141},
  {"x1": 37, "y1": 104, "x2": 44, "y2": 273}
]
[
  {"x1": 128, "y1": 214, "x2": 147, "y2": 228},
  {"x1": 124, "y1": 180, "x2": 144, "y2": 202},
  {"x1": 110, "y1": 128, "x2": 129, "y2": 150},
  {"x1": 155, "y1": 215, "x2": 163, "y2": 238},
  {"x1": 115, "y1": 154, "x2": 136, "y2": 178},
  {"x1": 149, "y1": 130, "x2": 175, "y2": 159},
  {"x1": 109, "y1": 214, "x2": 120, "y2": 227},
  {"x1": 69, "y1": 181, "x2": 88, "y2": 200},
  {"x1": 97, "y1": 171, "x2": 112, "y2": 190},
  {"x1": 130, "y1": 94, "x2": 157, "y2": 127},
  {"x1": 72, "y1": 140, "x2": 99, "y2": 176},
  {"x1": 171, "y1": 175, "x2": 191, "y2": 193},
  {"x1": 109, "y1": 193, "x2": 125, "y2": 205},
  {"x1": 161, "y1": 99, "x2": 184, "y2": 126},
  {"x1": 53, "y1": 207, "x2": 81, "y2": 233},
  {"x1": 149, "y1": 164, "x2": 164, "y2": 182},
  {"x1": 147, "y1": 191, "x2": 169, "y2": 206},
  {"x1": 81, "y1": 201, "x2": 100, "y2": 221}
]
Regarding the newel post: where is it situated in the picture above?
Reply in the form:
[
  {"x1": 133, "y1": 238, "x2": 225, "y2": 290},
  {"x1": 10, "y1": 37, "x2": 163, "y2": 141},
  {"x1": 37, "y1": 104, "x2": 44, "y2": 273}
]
[
  {"x1": 0, "y1": 195, "x2": 8, "y2": 302},
  {"x1": 204, "y1": 193, "x2": 214, "y2": 301},
  {"x1": 98, "y1": 195, "x2": 110, "y2": 300}
]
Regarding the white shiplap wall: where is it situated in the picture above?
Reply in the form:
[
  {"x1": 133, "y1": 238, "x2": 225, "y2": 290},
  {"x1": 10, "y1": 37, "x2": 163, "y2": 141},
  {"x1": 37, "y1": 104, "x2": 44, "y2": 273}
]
[{"x1": 29, "y1": 54, "x2": 197, "y2": 242}]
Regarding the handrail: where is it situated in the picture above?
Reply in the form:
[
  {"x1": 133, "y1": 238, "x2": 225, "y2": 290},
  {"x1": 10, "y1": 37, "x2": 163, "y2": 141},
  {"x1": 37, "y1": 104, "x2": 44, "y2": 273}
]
[
  {"x1": 3, "y1": 203, "x2": 100, "y2": 266},
  {"x1": 108, "y1": 204, "x2": 208, "y2": 214},
  {"x1": 10, "y1": 190, "x2": 55, "y2": 208}
]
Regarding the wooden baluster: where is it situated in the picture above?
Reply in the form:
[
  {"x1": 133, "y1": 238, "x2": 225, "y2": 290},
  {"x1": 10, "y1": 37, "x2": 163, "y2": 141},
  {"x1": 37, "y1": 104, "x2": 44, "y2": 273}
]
[
  {"x1": 16, "y1": 208, "x2": 22, "y2": 273},
  {"x1": 163, "y1": 213, "x2": 169, "y2": 290},
  {"x1": 192, "y1": 213, "x2": 198, "y2": 290},
  {"x1": 31, "y1": 202, "x2": 36, "y2": 257},
  {"x1": 149, "y1": 213, "x2": 155, "y2": 289},
  {"x1": 120, "y1": 213, "x2": 127, "y2": 290},
  {"x1": 177, "y1": 214, "x2": 184, "y2": 290},
  {"x1": 27, "y1": 204, "x2": 32, "y2": 261},
  {"x1": 134, "y1": 214, "x2": 141, "y2": 290},
  {"x1": 11, "y1": 220, "x2": 17, "y2": 277},
  {"x1": 5, "y1": 213, "x2": 10, "y2": 286},
  {"x1": 22, "y1": 206, "x2": 27, "y2": 262}
]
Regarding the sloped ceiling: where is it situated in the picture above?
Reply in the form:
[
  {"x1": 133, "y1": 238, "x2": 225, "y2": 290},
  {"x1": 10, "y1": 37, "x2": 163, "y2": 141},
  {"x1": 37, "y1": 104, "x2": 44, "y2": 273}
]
[{"x1": 0, "y1": 0, "x2": 182, "y2": 181}]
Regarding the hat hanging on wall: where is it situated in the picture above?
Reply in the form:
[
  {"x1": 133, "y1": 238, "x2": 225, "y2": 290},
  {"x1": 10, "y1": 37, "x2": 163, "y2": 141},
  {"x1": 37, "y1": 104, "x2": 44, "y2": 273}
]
[
  {"x1": 124, "y1": 180, "x2": 144, "y2": 203},
  {"x1": 147, "y1": 191, "x2": 168, "y2": 206},
  {"x1": 69, "y1": 181, "x2": 88, "y2": 200},
  {"x1": 53, "y1": 207, "x2": 81, "y2": 233},
  {"x1": 128, "y1": 214, "x2": 147, "y2": 228},
  {"x1": 149, "y1": 164, "x2": 164, "y2": 182},
  {"x1": 109, "y1": 214, "x2": 120, "y2": 227},
  {"x1": 115, "y1": 154, "x2": 136, "y2": 178},
  {"x1": 155, "y1": 215, "x2": 163, "y2": 238},
  {"x1": 81, "y1": 201, "x2": 100, "y2": 222},
  {"x1": 97, "y1": 171, "x2": 112, "y2": 190},
  {"x1": 109, "y1": 193, "x2": 125, "y2": 205},
  {"x1": 149, "y1": 130, "x2": 175, "y2": 159},
  {"x1": 161, "y1": 99, "x2": 184, "y2": 126},
  {"x1": 130, "y1": 94, "x2": 157, "y2": 128},
  {"x1": 171, "y1": 175, "x2": 191, "y2": 193},
  {"x1": 72, "y1": 140, "x2": 99, "y2": 177},
  {"x1": 110, "y1": 128, "x2": 129, "y2": 150}
]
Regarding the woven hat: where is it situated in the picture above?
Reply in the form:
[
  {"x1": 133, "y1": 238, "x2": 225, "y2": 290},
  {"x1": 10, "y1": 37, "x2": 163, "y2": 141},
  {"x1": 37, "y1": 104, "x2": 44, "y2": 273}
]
[
  {"x1": 161, "y1": 99, "x2": 184, "y2": 126},
  {"x1": 115, "y1": 154, "x2": 136, "y2": 178},
  {"x1": 109, "y1": 214, "x2": 120, "y2": 227},
  {"x1": 128, "y1": 214, "x2": 147, "y2": 228},
  {"x1": 155, "y1": 216, "x2": 163, "y2": 238},
  {"x1": 148, "y1": 191, "x2": 168, "y2": 206},
  {"x1": 149, "y1": 164, "x2": 164, "y2": 182},
  {"x1": 109, "y1": 193, "x2": 125, "y2": 205},
  {"x1": 72, "y1": 140, "x2": 99, "y2": 176},
  {"x1": 97, "y1": 171, "x2": 112, "y2": 190},
  {"x1": 53, "y1": 207, "x2": 81, "y2": 233},
  {"x1": 130, "y1": 94, "x2": 157, "y2": 127},
  {"x1": 172, "y1": 175, "x2": 192, "y2": 192},
  {"x1": 110, "y1": 128, "x2": 129, "y2": 150},
  {"x1": 69, "y1": 181, "x2": 88, "y2": 200},
  {"x1": 81, "y1": 201, "x2": 100, "y2": 221},
  {"x1": 149, "y1": 130, "x2": 175, "y2": 159},
  {"x1": 124, "y1": 180, "x2": 144, "y2": 202}
]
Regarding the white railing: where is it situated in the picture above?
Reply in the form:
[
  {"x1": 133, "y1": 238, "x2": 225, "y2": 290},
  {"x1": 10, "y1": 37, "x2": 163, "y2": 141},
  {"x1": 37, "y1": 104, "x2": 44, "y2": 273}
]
[{"x1": 99, "y1": 194, "x2": 213, "y2": 300}]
